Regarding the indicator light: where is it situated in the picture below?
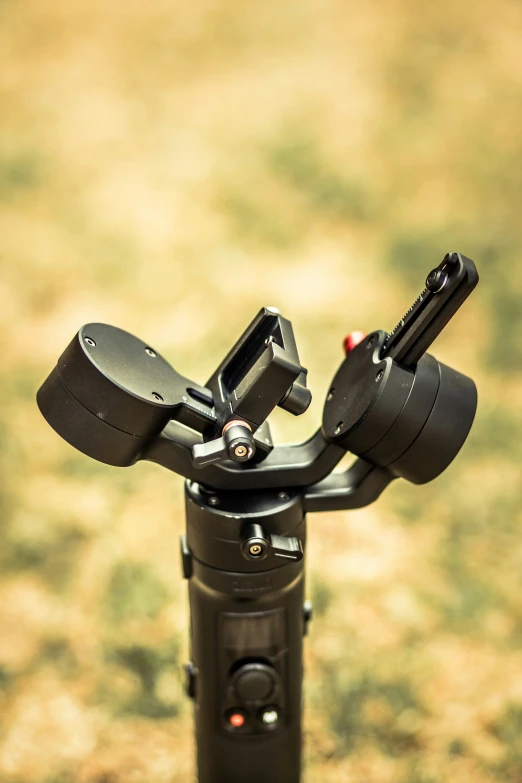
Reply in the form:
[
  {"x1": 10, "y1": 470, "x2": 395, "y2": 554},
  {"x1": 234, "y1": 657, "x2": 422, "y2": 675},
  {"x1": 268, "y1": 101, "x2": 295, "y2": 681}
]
[
  {"x1": 261, "y1": 707, "x2": 279, "y2": 727},
  {"x1": 228, "y1": 711, "x2": 246, "y2": 729}
]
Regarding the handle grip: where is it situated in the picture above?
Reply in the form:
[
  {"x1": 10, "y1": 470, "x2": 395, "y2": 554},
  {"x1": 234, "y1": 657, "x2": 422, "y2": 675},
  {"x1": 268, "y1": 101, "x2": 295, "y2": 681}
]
[
  {"x1": 187, "y1": 560, "x2": 304, "y2": 783},
  {"x1": 183, "y1": 484, "x2": 307, "y2": 783}
]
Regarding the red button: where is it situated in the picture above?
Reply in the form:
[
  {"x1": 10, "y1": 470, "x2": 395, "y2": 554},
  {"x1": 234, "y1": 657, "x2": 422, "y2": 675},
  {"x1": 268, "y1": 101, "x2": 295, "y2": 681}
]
[
  {"x1": 229, "y1": 712, "x2": 246, "y2": 728},
  {"x1": 343, "y1": 331, "x2": 366, "y2": 355}
]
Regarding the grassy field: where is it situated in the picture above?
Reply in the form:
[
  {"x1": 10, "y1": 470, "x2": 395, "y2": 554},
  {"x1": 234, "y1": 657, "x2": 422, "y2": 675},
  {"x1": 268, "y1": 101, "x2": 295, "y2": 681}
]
[{"x1": 1, "y1": 0, "x2": 522, "y2": 781}]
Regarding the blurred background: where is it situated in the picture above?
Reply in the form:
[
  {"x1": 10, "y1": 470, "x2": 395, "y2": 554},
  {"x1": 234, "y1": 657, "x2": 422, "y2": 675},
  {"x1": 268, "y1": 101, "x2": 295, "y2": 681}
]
[{"x1": 1, "y1": 0, "x2": 521, "y2": 781}]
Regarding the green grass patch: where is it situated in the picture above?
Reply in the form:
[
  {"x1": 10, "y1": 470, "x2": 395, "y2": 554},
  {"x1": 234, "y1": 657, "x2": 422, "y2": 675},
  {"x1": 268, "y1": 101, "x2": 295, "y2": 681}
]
[
  {"x1": 0, "y1": 150, "x2": 46, "y2": 200},
  {"x1": 322, "y1": 667, "x2": 426, "y2": 758},
  {"x1": 0, "y1": 523, "x2": 89, "y2": 592},
  {"x1": 267, "y1": 132, "x2": 374, "y2": 223},
  {"x1": 104, "y1": 640, "x2": 181, "y2": 720},
  {"x1": 104, "y1": 561, "x2": 170, "y2": 625}
]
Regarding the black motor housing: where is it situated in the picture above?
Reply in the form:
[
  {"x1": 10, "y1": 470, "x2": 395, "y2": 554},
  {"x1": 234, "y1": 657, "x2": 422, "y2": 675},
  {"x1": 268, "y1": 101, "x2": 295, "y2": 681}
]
[
  {"x1": 322, "y1": 331, "x2": 477, "y2": 484},
  {"x1": 37, "y1": 323, "x2": 185, "y2": 466}
]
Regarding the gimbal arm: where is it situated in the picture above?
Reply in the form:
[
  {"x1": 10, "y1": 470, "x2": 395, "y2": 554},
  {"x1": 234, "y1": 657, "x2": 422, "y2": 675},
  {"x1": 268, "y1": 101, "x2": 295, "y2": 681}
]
[
  {"x1": 145, "y1": 424, "x2": 394, "y2": 510},
  {"x1": 303, "y1": 458, "x2": 395, "y2": 513},
  {"x1": 145, "y1": 424, "x2": 346, "y2": 491}
]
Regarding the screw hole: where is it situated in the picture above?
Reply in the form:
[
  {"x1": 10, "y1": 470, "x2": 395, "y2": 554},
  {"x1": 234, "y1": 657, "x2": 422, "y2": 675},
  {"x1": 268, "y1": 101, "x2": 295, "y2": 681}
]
[
  {"x1": 334, "y1": 421, "x2": 344, "y2": 435},
  {"x1": 376, "y1": 370, "x2": 384, "y2": 382},
  {"x1": 152, "y1": 392, "x2": 164, "y2": 401},
  {"x1": 145, "y1": 347, "x2": 157, "y2": 358},
  {"x1": 84, "y1": 336, "x2": 96, "y2": 347}
]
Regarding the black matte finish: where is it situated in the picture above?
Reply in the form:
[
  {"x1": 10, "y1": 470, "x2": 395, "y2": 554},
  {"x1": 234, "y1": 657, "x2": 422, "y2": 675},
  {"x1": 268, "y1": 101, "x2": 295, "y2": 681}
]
[
  {"x1": 206, "y1": 307, "x2": 311, "y2": 435},
  {"x1": 35, "y1": 252, "x2": 480, "y2": 783},
  {"x1": 37, "y1": 369, "x2": 151, "y2": 467},
  {"x1": 185, "y1": 485, "x2": 305, "y2": 783},
  {"x1": 388, "y1": 362, "x2": 478, "y2": 483},
  {"x1": 59, "y1": 324, "x2": 188, "y2": 436},
  {"x1": 322, "y1": 331, "x2": 414, "y2": 452}
]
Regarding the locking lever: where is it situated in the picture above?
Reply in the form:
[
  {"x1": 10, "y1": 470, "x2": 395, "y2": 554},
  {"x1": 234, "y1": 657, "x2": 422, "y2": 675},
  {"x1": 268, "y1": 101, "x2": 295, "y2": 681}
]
[
  {"x1": 192, "y1": 420, "x2": 256, "y2": 468},
  {"x1": 240, "y1": 523, "x2": 304, "y2": 563}
]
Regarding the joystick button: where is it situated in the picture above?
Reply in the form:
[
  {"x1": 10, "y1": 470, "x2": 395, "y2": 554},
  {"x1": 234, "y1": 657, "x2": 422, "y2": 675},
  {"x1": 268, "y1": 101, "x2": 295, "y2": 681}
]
[{"x1": 233, "y1": 664, "x2": 275, "y2": 703}]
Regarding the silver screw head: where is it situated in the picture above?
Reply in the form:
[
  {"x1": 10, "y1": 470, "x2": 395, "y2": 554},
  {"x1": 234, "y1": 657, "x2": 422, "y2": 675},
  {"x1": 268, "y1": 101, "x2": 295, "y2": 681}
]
[
  {"x1": 145, "y1": 347, "x2": 157, "y2": 357},
  {"x1": 208, "y1": 496, "x2": 220, "y2": 506},
  {"x1": 84, "y1": 336, "x2": 96, "y2": 347},
  {"x1": 334, "y1": 421, "x2": 344, "y2": 435}
]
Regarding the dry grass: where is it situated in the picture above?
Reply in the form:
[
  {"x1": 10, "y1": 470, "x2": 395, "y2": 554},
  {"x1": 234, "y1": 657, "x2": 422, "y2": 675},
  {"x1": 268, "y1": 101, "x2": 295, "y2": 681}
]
[{"x1": 1, "y1": 0, "x2": 522, "y2": 780}]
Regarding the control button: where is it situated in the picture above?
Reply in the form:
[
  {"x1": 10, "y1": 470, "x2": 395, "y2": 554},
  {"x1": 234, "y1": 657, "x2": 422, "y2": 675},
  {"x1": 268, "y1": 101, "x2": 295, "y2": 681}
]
[
  {"x1": 259, "y1": 706, "x2": 280, "y2": 729},
  {"x1": 180, "y1": 535, "x2": 192, "y2": 579},
  {"x1": 303, "y1": 600, "x2": 313, "y2": 636},
  {"x1": 233, "y1": 663, "x2": 275, "y2": 702},
  {"x1": 184, "y1": 661, "x2": 197, "y2": 699},
  {"x1": 226, "y1": 709, "x2": 248, "y2": 729}
]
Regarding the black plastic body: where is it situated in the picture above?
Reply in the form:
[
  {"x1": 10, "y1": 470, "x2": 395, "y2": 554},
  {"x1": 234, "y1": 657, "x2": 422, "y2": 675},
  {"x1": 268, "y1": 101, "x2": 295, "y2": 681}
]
[
  {"x1": 323, "y1": 333, "x2": 477, "y2": 484},
  {"x1": 35, "y1": 252, "x2": 480, "y2": 783},
  {"x1": 183, "y1": 484, "x2": 306, "y2": 783}
]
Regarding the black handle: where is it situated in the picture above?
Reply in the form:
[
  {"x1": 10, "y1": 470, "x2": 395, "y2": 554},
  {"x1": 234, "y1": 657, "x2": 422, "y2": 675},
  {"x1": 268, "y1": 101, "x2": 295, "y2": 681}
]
[
  {"x1": 187, "y1": 561, "x2": 304, "y2": 783},
  {"x1": 183, "y1": 485, "x2": 307, "y2": 783}
]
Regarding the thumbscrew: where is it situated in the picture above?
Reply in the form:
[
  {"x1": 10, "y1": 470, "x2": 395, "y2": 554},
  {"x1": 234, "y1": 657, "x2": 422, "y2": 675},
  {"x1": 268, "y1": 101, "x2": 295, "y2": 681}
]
[{"x1": 426, "y1": 268, "x2": 449, "y2": 293}]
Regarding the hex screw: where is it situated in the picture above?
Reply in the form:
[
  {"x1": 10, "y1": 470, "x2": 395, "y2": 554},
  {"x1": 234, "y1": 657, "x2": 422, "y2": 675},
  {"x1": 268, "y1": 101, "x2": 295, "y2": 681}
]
[
  {"x1": 234, "y1": 445, "x2": 247, "y2": 458},
  {"x1": 249, "y1": 543, "x2": 263, "y2": 557},
  {"x1": 84, "y1": 336, "x2": 96, "y2": 347}
]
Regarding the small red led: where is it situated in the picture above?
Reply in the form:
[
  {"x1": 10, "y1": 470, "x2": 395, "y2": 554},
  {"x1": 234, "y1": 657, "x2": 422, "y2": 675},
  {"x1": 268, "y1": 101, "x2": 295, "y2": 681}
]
[{"x1": 229, "y1": 712, "x2": 246, "y2": 728}]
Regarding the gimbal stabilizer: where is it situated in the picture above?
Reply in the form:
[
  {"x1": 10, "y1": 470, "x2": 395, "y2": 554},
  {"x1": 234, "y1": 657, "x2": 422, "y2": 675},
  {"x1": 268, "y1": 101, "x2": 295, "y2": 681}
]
[{"x1": 37, "y1": 253, "x2": 479, "y2": 783}]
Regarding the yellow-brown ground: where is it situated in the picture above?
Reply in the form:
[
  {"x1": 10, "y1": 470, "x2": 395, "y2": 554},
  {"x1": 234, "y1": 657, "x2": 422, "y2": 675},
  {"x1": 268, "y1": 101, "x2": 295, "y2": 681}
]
[{"x1": 1, "y1": 1, "x2": 522, "y2": 780}]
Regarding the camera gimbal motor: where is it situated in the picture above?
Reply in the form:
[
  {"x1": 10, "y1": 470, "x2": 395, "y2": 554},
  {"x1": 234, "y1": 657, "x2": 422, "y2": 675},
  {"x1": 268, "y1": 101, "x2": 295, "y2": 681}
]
[{"x1": 37, "y1": 252, "x2": 479, "y2": 783}]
